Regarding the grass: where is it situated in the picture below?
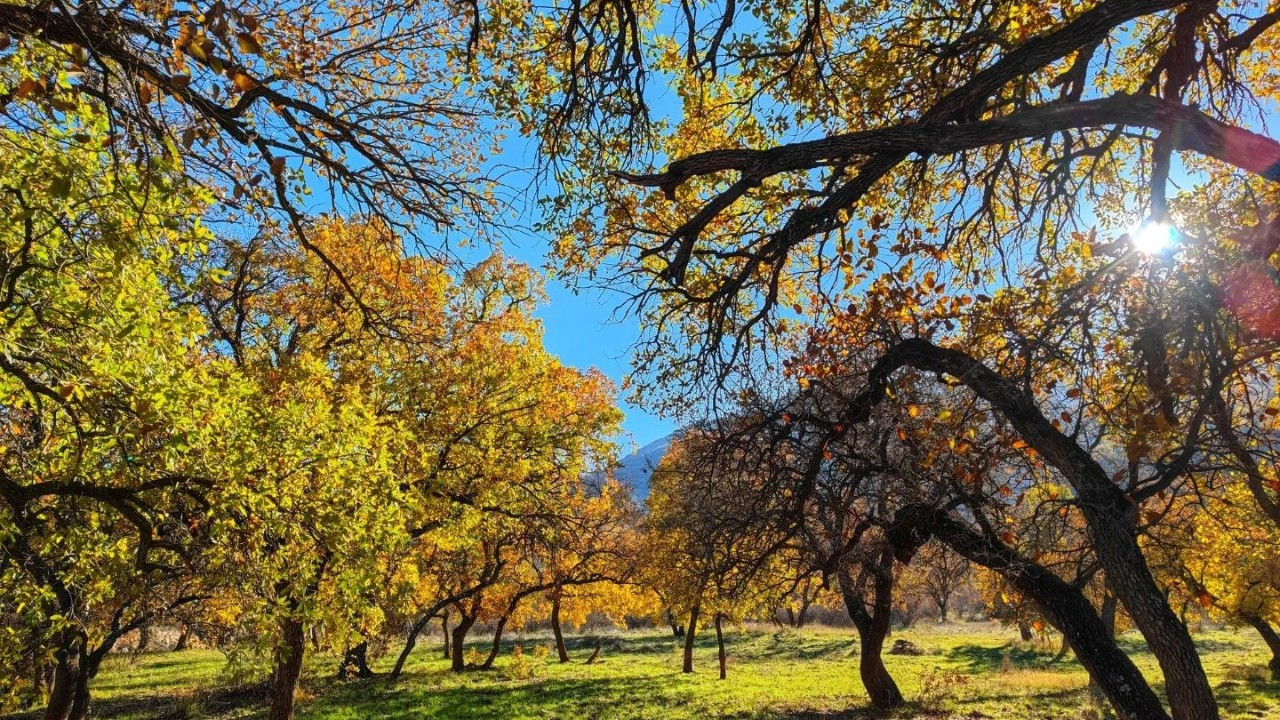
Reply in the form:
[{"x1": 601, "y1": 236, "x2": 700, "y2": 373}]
[{"x1": 15, "y1": 622, "x2": 1280, "y2": 720}]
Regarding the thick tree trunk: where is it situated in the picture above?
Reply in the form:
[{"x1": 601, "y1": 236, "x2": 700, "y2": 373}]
[
  {"x1": 552, "y1": 596, "x2": 570, "y2": 662},
  {"x1": 839, "y1": 551, "x2": 904, "y2": 710},
  {"x1": 1019, "y1": 621, "x2": 1034, "y2": 642},
  {"x1": 442, "y1": 612, "x2": 451, "y2": 660},
  {"x1": 682, "y1": 604, "x2": 699, "y2": 673},
  {"x1": 338, "y1": 641, "x2": 374, "y2": 679},
  {"x1": 939, "y1": 599, "x2": 948, "y2": 623},
  {"x1": 785, "y1": 608, "x2": 797, "y2": 627},
  {"x1": 136, "y1": 624, "x2": 151, "y2": 653},
  {"x1": 910, "y1": 504, "x2": 1171, "y2": 720},
  {"x1": 450, "y1": 615, "x2": 476, "y2": 672},
  {"x1": 43, "y1": 631, "x2": 89, "y2": 720},
  {"x1": 479, "y1": 615, "x2": 510, "y2": 670},
  {"x1": 868, "y1": 339, "x2": 1219, "y2": 720},
  {"x1": 268, "y1": 618, "x2": 306, "y2": 720},
  {"x1": 1244, "y1": 615, "x2": 1280, "y2": 681},
  {"x1": 714, "y1": 614, "x2": 726, "y2": 680}
]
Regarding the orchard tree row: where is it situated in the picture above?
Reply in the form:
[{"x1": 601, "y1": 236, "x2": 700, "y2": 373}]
[{"x1": 6, "y1": 0, "x2": 1280, "y2": 719}]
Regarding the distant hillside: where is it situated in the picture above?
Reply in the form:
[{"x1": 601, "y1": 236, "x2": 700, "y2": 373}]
[{"x1": 612, "y1": 434, "x2": 673, "y2": 501}]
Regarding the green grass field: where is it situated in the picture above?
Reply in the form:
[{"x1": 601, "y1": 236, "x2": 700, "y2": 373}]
[{"x1": 27, "y1": 623, "x2": 1280, "y2": 720}]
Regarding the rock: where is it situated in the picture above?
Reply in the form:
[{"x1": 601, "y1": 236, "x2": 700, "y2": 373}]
[{"x1": 888, "y1": 639, "x2": 925, "y2": 656}]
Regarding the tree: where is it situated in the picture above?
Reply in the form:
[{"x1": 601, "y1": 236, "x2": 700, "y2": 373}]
[
  {"x1": 0, "y1": 0, "x2": 492, "y2": 260},
  {"x1": 914, "y1": 544, "x2": 972, "y2": 623},
  {"x1": 0, "y1": 103, "x2": 255, "y2": 720},
  {"x1": 529, "y1": 4, "x2": 1280, "y2": 716}
]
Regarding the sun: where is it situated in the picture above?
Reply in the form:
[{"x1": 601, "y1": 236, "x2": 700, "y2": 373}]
[{"x1": 1132, "y1": 219, "x2": 1176, "y2": 255}]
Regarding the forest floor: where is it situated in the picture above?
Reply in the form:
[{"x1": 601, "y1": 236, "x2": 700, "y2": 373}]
[{"x1": 11, "y1": 623, "x2": 1280, "y2": 720}]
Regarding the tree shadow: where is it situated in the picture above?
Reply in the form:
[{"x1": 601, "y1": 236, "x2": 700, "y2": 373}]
[{"x1": 942, "y1": 642, "x2": 1068, "y2": 672}]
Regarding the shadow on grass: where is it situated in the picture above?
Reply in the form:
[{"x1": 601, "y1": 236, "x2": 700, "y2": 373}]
[
  {"x1": 942, "y1": 643, "x2": 1072, "y2": 673},
  {"x1": 311, "y1": 673, "x2": 690, "y2": 720},
  {"x1": 0, "y1": 683, "x2": 267, "y2": 720}
]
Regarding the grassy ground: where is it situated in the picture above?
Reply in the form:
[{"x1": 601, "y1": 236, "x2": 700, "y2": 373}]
[{"x1": 16, "y1": 622, "x2": 1280, "y2": 720}]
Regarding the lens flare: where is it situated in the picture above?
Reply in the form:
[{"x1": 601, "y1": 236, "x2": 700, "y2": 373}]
[{"x1": 1132, "y1": 220, "x2": 1176, "y2": 255}]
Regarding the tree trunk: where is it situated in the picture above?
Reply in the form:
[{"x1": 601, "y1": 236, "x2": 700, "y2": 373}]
[
  {"x1": 839, "y1": 551, "x2": 904, "y2": 710},
  {"x1": 682, "y1": 604, "x2": 699, "y2": 673},
  {"x1": 585, "y1": 639, "x2": 602, "y2": 664},
  {"x1": 911, "y1": 504, "x2": 1172, "y2": 720},
  {"x1": 797, "y1": 602, "x2": 810, "y2": 628},
  {"x1": 442, "y1": 612, "x2": 451, "y2": 660},
  {"x1": 1101, "y1": 590, "x2": 1119, "y2": 640},
  {"x1": 268, "y1": 618, "x2": 306, "y2": 720},
  {"x1": 43, "y1": 631, "x2": 88, "y2": 720},
  {"x1": 1019, "y1": 621, "x2": 1034, "y2": 642},
  {"x1": 1244, "y1": 614, "x2": 1280, "y2": 681},
  {"x1": 714, "y1": 614, "x2": 726, "y2": 680},
  {"x1": 450, "y1": 614, "x2": 476, "y2": 672},
  {"x1": 174, "y1": 625, "x2": 192, "y2": 651},
  {"x1": 338, "y1": 641, "x2": 374, "y2": 679},
  {"x1": 552, "y1": 595, "x2": 570, "y2": 662},
  {"x1": 136, "y1": 624, "x2": 151, "y2": 653},
  {"x1": 391, "y1": 615, "x2": 431, "y2": 678},
  {"x1": 871, "y1": 339, "x2": 1219, "y2": 720},
  {"x1": 939, "y1": 598, "x2": 948, "y2": 623},
  {"x1": 479, "y1": 615, "x2": 510, "y2": 670},
  {"x1": 785, "y1": 608, "x2": 797, "y2": 627}
]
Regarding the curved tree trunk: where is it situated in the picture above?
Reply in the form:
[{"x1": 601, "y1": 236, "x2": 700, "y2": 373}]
[
  {"x1": 863, "y1": 340, "x2": 1218, "y2": 720},
  {"x1": 839, "y1": 550, "x2": 904, "y2": 710},
  {"x1": 552, "y1": 595, "x2": 570, "y2": 662},
  {"x1": 682, "y1": 604, "x2": 700, "y2": 673},
  {"x1": 1244, "y1": 614, "x2": 1280, "y2": 681},
  {"x1": 910, "y1": 504, "x2": 1171, "y2": 720},
  {"x1": 391, "y1": 615, "x2": 431, "y2": 678},
  {"x1": 451, "y1": 614, "x2": 476, "y2": 672},
  {"x1": 714, "y1": 614, "x2": 727, "y2": 680},
  {"x1": 479, "y1": 614, "x2": 510, "y2": 670},
  {"x1": 268, "y1": 618, "x2": 306, "y2": 720}
]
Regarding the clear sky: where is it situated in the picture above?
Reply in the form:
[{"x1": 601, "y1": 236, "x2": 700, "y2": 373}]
[{"x1": 480, "y1": 139, "x2": 677, "y2": 451}]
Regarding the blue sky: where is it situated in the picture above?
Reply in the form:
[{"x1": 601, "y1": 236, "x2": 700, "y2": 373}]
[{"x1": 479, "y1": 140, "x2": 677, "y2": 451}]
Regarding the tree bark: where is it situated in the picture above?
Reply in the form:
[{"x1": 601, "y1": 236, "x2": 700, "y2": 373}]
[
  {"x1": 1019, "y1": 621, "x2": 1035, "y2": 642},
  {"x1": 859, "y1": 340, "x2": 1218, "y2": 720},
  {"x1": 442, "y1": 612, "x2": 451, "y2": 660},
  {"x1": 391, "y1": 615, "x2": 431, "y2": 678},
  {"x1": 907, "y1": 504, "x2": 1171, "y2": 720},
  {"x1": 839, "y1": 550, "x2": 904, "y2": 710},
  {"x1": 682, "y1": 604, "x2": 699, "y2": 673},
  {"x1": 714, "y1": 614, "x2": 726, "y2": 680},
  {"x1": 268, "y1": 618, "x2": 306, "y2": 720},
  {"x1": 43, "y1": 630, "x2": 90, "y2": 720},
  {"x1": 479, "y1": 614, "x2": 510, "y2": 670},
  {"x1": 1243, "y1": 614, "x2": 1280, "y2": 681},
  {"x1": 552, "y1": 595, "x2": 570, "y2": 662},
  {"x1": 450, "y1": 614, "x2": 476, "y2": 672}
]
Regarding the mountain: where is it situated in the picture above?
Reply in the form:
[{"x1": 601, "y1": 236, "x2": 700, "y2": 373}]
[{"x1": 612, "y1": 434, "x2": 673, "y2": 501}]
